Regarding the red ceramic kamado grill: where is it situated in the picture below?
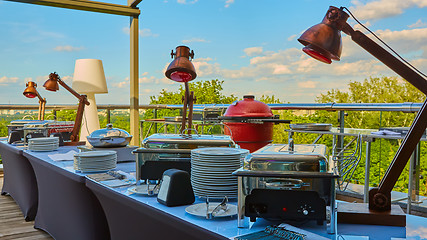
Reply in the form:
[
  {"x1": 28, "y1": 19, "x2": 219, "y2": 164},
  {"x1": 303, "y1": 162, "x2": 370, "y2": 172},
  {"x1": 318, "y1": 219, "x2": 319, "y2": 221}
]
[{"x1": 221, "y1": 95, "x2": 290, "y2": 152}]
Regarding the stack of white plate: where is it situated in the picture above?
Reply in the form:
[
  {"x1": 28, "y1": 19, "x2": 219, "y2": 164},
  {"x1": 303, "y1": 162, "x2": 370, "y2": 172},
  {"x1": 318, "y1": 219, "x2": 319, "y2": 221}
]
[
  {"x1": 28, "y1": 137, "x2": 59, "y2": 151},
  {"x1": 74, "y1": 151, "x2": 117, "y2": 173},
  {"x1": 191, "y1": 147, "x2": 249, "y2": 199}
]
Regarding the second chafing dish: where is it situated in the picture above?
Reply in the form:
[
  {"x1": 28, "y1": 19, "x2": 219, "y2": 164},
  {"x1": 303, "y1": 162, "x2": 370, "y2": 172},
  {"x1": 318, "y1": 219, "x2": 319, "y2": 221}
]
[
  {"x1": 233, "y1": 144, "x2": 339, "y2": 234},
  {"x1": 134, "y1": 133, "x2": 236, "y2": 182}
]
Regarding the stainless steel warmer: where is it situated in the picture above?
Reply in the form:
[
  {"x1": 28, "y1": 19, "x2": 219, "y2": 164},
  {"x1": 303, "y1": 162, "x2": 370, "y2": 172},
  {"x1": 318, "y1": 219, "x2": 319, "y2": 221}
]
[
  {"x1": 8, "y1": 120, "x2": 74, "y2": 142},
  {"x1": 232, "y1": 144, "x2": 339, "y2": 234},
  {"x1": 134, "y1": 133, "x2": 236, "y2": 182},
  {"x1": 86, "y1": 124, "x2": 133, "y2": 148}
]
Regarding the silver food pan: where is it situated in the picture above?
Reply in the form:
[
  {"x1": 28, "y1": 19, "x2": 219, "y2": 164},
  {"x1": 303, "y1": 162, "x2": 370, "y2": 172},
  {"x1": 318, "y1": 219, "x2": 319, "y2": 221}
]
[
  {"x1": 86, "y1": 136, "x2": 132, "y2": 148},
  {"x1": 290, "y1": 123, "x2": 332, "y2": 131}
]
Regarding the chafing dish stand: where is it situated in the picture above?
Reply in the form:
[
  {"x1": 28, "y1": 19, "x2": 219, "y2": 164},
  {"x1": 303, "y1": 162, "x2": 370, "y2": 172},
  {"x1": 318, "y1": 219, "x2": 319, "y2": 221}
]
[{"x1": 232, "y1": 144, "x2": 339, "y2": 234}]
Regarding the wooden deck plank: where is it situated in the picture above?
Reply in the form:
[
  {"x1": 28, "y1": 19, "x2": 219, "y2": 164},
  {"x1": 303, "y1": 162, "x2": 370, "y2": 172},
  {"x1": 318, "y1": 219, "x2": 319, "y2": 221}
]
[{"x1": 0, "y1": 176, "x2": 52, "y2": 239}]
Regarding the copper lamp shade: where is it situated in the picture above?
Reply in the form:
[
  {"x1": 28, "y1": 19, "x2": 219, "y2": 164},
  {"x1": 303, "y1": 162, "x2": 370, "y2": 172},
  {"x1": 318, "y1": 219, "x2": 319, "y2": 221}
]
[
  {"x1": 23, "y1": 81, "x2": 38, "y2": 98},
  {"x1": 165, "y1": 46, "x2": 197, "y2": 82},
  {"x1": 298, "y1": 6, "x2": 350, "y2": 64},
  {"x1": 43, "y1": 73, "x2": 60, "y2": 91}
]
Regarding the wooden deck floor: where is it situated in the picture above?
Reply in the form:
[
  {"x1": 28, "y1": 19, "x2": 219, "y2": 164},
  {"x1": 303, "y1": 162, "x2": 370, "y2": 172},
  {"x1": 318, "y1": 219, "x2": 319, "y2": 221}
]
[{"x1": 0, "y1": 173, "x2": 52, "y2": 240}]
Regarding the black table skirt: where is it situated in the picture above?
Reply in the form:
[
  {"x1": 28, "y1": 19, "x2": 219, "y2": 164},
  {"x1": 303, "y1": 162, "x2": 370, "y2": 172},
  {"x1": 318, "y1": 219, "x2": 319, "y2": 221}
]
[
  {"x1": 0, "y1": 142, "x2": 38, "y2": 221},
  {"x1": 24, "y1": 153, "x2": 110, "y2": 240},
  {"x1": 86, "y1": 179, "x2": 228, "y2": 240}
]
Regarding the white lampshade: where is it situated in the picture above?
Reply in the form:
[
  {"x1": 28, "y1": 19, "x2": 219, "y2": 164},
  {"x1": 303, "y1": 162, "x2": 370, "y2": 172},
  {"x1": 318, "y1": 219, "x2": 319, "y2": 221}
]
[
  {"x1": 72, "y1": 59, "x2": 108, "y2": 94},
  {"x1": 72, "y1": 59, "x2": 107, "y2": 143}
]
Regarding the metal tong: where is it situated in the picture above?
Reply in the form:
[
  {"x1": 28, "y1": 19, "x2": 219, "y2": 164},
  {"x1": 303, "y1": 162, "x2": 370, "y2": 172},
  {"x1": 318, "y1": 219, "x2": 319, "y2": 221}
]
[
  {"x1": 206, "y1": 196, "x2": 228, "y2": 219},
  {"x1": 146, "y1": 179, "x2": 161, "y2": 196}
]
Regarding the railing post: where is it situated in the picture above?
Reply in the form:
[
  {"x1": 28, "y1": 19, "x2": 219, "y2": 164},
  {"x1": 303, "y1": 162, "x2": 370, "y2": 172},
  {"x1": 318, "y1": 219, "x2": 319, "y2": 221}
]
[
  {"x1": 153, "y1": 109, "x2": 158, "y2": 133},
  {"x1": 53, "y1": 110, "x2": 57, "y2": 120},
  {"x1": 407, "y1": 142, "x2": 421, "y2": 214},
  {"x1": 364, "y1": 140, "x2": 372, "y2": 203},
  {"x1": 337, "y1": 110, "x2": 345, "y2": 154},
  {"x1": 106, "y1": 109, "x2": 111, "y2": 124}
]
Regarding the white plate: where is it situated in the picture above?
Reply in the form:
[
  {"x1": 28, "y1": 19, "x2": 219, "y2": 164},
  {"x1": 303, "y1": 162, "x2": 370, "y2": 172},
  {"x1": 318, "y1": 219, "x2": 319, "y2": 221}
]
[
  {"x1": 191, "y1": 148, "x2": 249, "y2": 156},
  {"x1": 185, "y1": 203, "x2": 237, "y2": 218},
  {"x1": 75, "y1": 151, "x2": 117, "y2": 158},
  {"x1": 128, "y1": 184, "x2": 159, "y2": 195},
  {"x1": 28, "y1": 137, "x2": 59, "y2": 143}
]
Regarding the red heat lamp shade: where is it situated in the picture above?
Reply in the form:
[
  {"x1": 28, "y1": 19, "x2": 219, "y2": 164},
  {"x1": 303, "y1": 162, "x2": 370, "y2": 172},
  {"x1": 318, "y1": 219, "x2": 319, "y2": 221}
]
[
  {"x1": 298, "y1": 6, "x2": 349, "y2": 64},
  {"x1": 165, "y1": 46, "x2": 197, "y2": 83},
  {"x1": 23, "y1": 81, "x2": 39, "y2": 99},
  {"x1": 43, "y1": 73, "x2": 60, "y2": 92},
  {"x1": 170, "y1": 71, "x2": 193, "y2": 83},
  {"x1": 303, "y1": 46, "x2": 332, "y2": 64},
  {"x1": 24, "y1": 92, "x2": 37, "y2": 98}
]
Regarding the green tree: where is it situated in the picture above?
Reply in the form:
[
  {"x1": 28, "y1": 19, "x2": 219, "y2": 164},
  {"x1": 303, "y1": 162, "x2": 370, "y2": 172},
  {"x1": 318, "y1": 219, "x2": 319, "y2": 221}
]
[
  {"x1": 315, "y1": 76, "x2": 426, "y2": 194},
  {"x1": 142, "y1": 79, "x2": 238, "y2": 137}
]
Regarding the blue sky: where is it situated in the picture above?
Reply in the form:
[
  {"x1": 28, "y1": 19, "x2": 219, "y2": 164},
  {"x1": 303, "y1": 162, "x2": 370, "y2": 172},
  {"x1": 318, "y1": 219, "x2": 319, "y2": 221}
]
[{"x1": 0, "y1": 0, "x2": 426, "y2": 105}]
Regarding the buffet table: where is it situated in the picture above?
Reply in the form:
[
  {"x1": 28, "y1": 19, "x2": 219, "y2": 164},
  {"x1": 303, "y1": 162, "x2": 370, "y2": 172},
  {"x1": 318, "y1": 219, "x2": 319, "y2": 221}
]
[
  {"x1": 2, "y1": 142, "x2": 427, "y2": 239},
  {"x1": 0, "y1": 141, "x2": 38, "y2": 221},
  {"x1": 22, "y1": 146, "x2": 134, "y2": 240},
  {"x1": 86, "y1": 176, "x2": 427, "y2": 240}
]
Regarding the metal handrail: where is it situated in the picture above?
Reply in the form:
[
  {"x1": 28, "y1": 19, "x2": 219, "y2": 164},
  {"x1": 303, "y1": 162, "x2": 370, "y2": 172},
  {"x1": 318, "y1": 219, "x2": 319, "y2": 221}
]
[{"x1": 1, "y1": 102, "x2": 423, "y2": 112}]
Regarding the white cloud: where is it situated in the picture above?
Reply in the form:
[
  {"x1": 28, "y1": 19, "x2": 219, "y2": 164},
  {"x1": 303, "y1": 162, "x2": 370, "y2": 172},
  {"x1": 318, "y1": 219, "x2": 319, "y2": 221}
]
[
  {"x1": 140, "y1": 28, "x2": 159, "y2": 38},
  {"x1": 60, "y1": 75, "x2": 72, "y2": 84},
  {"x1": 122, "y1": 27, "x2": 159, "y2": 37},
  {"x1": 272, "y1": 64, "x2": 292, "y2": 75},
  {"x1": 112, "y1": 81, "x2": 128, "y2": 88},
  {"x1": 0, "y1": 76, "x2": 18, "y2": 84},
  {"x1": 177, "y1": 0, "x2": 198, "y2": 4},
  {"x1": 182, "y1": 38, "x2": 209, "y2": 44},
  {"x1": 350, "y1": 0, "x2": 427, "y2": 21},
  {"x1": 224, "y1": 0, "x2": 234, "y2": 8},
  {"x1": 409, "y1": 19, "x2": 427, "y2": 28},
  {"x1": 243, "y1": 47, "x2": 263, "y2": 56},
  {"x1": 287, "y1": 34, "x2": 297, "y2": 41},
  {"x1": 374, "y1": 28, "x2": 427, "y2": 53},
  {"x1": 139, "y1": 76, "x2": 156, "y2": 84},
  {"x1": 297, "y1": 81, "x2": 317, "y2": 89},
  {"x1": 53, "y1": 45, "x2": 84, "y2": 52}
]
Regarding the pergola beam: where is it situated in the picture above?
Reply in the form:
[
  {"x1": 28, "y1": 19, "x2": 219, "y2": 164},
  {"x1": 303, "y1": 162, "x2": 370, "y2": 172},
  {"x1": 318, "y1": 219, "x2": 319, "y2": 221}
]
[
  {"x1": 6, "y1": 0, "x2": 140, "y2": 16},
  {"x1": 128, "y1": 0, "x2": 142, "y2": 8}
]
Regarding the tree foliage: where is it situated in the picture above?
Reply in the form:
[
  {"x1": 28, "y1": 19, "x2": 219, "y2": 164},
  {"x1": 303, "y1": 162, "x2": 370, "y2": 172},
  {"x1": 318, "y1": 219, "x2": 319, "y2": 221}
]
[
  {"x1": 142, "y1": 79, "x2": 238, "y2": 137},
  {"x1": 315, "y1": 76, "x2": 426, "y2": 195}
]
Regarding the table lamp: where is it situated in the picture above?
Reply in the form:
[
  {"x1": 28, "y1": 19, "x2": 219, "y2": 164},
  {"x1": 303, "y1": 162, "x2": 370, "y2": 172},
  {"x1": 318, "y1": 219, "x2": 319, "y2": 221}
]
[
  {"x1": 23, "y1": 81, "x2": 46, "y2": 120},
  {"x1": 43, "y1": 72, "x2": 89, "y2": 145},
  {"x1": 72, "y1": 59, "x2": 108, "y2": 142},
  {"x1": 165, "y1": 46, "x2": 197, "y2": 134},
  {"x1": 298, "y1": 6, "x2": 427, "y2": 226}
]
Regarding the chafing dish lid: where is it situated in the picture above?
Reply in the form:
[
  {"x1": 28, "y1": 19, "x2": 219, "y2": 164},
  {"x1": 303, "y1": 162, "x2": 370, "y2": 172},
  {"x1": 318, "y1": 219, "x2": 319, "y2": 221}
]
[
  {"x1": 244, "y1": 144, "x2": 328, "y2": 172},
  {"x1": 143, "y1": 133, "x2": 235, "y2": 146},
  {"x1": 89, "y1": 124, "x2": 131, "y2": 139}
]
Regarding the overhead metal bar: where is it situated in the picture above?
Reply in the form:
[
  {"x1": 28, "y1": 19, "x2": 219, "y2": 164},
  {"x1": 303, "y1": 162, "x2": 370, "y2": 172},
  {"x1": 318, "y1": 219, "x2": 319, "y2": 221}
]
[
  {"x1": 128, "y1": 0, "x2": 142, "y2": 8},
  {"x1": 5, "y1": 0, "x2": 140, "y2": 16}
]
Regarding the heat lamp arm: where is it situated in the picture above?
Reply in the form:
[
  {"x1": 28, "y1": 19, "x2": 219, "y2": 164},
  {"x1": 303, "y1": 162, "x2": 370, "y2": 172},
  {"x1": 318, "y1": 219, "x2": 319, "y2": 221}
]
[
  {"x1": 343, "y1": 23, "x2": 427, "y2": 95},
  {"x1": 342, "y1": 23, "x2": 427, "y2": 202},
  {"x1": 57, "y1": 77, "x2": 90, "y2": 106},
  {"x1": 70, "y1": 95, "x2": 87, "y2": 142},
  {"x1": 37, "y1": 98, "x2": 46, "y2": 121}
]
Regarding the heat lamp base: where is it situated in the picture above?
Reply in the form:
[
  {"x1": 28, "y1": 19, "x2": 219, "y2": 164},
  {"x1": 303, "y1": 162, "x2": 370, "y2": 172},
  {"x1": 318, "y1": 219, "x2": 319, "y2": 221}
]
[{"x1": 337, "y1": 202, "x2": 406, "y2": 227}]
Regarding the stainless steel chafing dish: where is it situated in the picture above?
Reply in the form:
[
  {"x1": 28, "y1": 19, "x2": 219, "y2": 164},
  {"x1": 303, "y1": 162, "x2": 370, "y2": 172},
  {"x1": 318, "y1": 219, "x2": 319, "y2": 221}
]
[
  {"x1": 7, "y1": 120, "x2": 74, "y2": 142},
  {"x1": 232, "y1": 144, "x2": 339, "y2": 234},
  {"x1": 134, "y1": 133, "x2": 236, "y2": 181}
]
